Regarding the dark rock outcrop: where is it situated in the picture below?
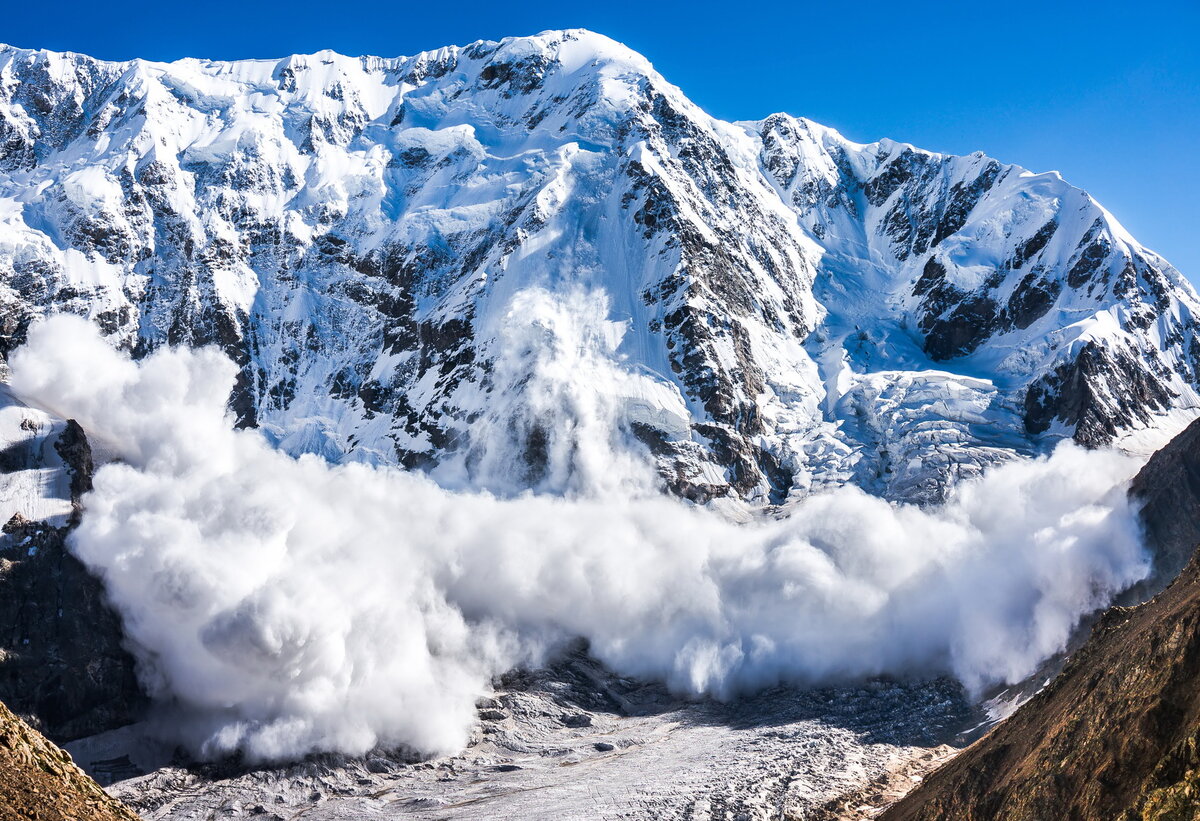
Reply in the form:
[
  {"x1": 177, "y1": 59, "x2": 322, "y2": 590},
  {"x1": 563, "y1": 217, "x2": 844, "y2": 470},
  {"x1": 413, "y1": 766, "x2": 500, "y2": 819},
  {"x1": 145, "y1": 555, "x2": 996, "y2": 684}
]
[
  {"x1": 1023, "y1": 340, "x2": 1178, "y2": 447},
  {"x1": 0, "y1": 416, "x2": 142, "y2": 743},
  {"x1": 1131, "y1": 416, "x2": 1200, "y2": 593},
  {"x1": 0, "y1": 517, "x2": 144, "y2": 743}
]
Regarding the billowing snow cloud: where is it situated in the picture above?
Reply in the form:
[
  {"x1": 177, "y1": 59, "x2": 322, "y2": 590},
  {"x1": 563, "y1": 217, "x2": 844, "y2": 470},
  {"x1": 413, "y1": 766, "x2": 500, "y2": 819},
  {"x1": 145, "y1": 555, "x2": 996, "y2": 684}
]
[{"x1": 8, "y1": 301, "x2": 1149, "y2": 762}]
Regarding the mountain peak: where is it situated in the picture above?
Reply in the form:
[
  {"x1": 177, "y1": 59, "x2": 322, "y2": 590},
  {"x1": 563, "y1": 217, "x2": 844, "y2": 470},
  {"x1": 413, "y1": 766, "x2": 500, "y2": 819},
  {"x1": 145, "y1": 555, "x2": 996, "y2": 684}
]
[{"x1": 478, "y1": 28, "x2": 649, "y2": 67}]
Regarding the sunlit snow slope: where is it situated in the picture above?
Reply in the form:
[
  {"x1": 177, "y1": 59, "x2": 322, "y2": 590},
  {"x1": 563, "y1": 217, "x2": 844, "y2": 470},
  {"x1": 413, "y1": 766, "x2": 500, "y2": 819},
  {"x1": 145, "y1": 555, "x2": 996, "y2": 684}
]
[{"x1": 0, "y1": 29, "x2": 1197, "y2": 505}]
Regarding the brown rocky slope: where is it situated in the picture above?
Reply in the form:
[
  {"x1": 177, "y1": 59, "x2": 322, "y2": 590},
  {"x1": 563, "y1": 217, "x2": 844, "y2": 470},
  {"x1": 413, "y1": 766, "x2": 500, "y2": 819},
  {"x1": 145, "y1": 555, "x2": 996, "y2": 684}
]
[
  {"x1": 0, "y1": 697, "x2": 139, "y2": 821},
  {"x1": 881, "y1": 419, "x2": 1200, "y2": 821}
]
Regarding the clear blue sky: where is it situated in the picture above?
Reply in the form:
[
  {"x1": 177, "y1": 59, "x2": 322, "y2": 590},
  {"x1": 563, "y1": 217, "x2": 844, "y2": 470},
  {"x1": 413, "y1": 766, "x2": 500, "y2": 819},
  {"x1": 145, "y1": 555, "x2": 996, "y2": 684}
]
[{"x1": 5, "y1": 0, "x2": 1198, "y2": 279}]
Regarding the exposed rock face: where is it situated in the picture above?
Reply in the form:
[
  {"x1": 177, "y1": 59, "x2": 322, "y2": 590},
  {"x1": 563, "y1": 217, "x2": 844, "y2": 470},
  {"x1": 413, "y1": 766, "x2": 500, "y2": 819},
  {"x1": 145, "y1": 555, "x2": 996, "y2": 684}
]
[
  {"x1": 881, "y1": 551, "x2": 1200, "y2": 820},
  {"x1": 0, "y1": 517, "x2": 144, "y2": 743},
  {"x1": 1131, "y1": 415, "x2": 1200, "y2": 591},
  {"x1": 880, "y1": 418, "x2": 1200, "y2": 820},
  {"x1": 0, "y1": 31, "x2": 1196, "y2": 506},
  {"x1": 0, "y1": 393, "x2": 142, "y2": 742},
  {"x1": 1024, "y1": 340, "x2": 1179, "y2": 447},
  {"x1": 0, "y1": 697, "x2": 140, "y2": 821}
]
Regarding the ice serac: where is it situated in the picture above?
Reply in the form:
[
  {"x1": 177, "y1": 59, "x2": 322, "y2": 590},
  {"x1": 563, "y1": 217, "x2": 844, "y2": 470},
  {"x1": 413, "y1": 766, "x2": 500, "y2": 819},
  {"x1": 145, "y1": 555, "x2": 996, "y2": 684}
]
[{"x1": 0, "y1": 30, "x2": 1196, "y2": 505}]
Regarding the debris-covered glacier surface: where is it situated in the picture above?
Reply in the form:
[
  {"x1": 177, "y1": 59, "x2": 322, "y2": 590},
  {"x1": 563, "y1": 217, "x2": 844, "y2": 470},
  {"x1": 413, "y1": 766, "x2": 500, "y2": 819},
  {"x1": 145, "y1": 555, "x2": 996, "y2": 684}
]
[{"x1": 82, "y1": 652, "x2": 977, "y2": 821}]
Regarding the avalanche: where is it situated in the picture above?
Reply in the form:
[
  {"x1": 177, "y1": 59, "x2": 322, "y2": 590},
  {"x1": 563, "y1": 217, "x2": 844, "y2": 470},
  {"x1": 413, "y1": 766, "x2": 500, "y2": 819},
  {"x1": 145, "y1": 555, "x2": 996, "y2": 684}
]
[{"x1": 10, "y1": 312, "x2": 1149, "y2": 762}]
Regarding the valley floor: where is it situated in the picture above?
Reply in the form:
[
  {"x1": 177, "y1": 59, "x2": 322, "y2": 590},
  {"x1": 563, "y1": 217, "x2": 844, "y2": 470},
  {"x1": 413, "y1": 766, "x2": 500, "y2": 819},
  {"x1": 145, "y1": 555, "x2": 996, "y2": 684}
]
[{"x1": 73, "y1": 652, "x2": 977, "y2": 821}]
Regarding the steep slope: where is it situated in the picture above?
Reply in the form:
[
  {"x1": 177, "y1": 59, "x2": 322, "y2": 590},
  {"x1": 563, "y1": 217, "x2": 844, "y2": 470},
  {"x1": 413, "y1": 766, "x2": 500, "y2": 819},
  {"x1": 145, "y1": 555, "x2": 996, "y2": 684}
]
[
  {"x1": 0, "y1": 389, "x2": 142, "y2": 742},
  {"x1": 0, "y1": 697, "x2": 140, "y2": 821},
  {"x1": 880, "y1": 418, "x2": 1200, "y2": 820},
  {"x1": 0, "y1": 30, "x2": 1197, "y2": 505},
  {"x1": 1130, "y1": 416, "x2": 1200, "y2": 591}
]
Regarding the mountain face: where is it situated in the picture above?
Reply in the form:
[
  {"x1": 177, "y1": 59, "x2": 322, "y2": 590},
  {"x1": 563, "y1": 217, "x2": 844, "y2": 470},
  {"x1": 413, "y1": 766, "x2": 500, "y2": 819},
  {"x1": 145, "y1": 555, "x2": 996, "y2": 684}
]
[
  {"x1": 0, "y1": 29, "x2": 1197, "y2": 506},
  {"x1": 0, "y1": 390, "x2": 143, "y2": 743}
]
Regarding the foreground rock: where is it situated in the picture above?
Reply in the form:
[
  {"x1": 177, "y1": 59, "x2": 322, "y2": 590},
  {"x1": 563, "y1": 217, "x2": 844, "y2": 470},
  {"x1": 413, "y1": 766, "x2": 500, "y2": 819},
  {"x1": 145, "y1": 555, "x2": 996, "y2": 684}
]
[
  {"x1": 881, "y1": 545, "x2": 1200, "y2": 820},
  {"x1": 0, "y1": 697, "x2": 139, "y2": 821}
]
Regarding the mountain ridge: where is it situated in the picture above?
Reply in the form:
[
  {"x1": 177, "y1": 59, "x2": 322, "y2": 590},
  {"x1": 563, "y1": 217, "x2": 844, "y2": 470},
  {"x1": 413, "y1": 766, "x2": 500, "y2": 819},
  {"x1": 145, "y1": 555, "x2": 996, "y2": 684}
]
[{"x1": 1, "y1": 28, "x2": 1197, "y2": 506}]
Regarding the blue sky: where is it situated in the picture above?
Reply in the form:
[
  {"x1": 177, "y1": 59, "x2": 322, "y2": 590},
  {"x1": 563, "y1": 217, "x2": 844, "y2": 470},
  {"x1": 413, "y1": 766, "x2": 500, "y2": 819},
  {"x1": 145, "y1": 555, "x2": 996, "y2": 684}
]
[{"x1": 5, "y1": 0, "x2": 1198, "y2": 279}]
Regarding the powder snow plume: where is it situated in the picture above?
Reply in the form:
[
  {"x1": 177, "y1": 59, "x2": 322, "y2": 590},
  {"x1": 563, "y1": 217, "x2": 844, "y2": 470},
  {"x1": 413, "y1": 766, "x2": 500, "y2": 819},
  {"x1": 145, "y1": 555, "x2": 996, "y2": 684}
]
[{"x1": 8, "y1": 302, "x2": 1149, "y2": 762}]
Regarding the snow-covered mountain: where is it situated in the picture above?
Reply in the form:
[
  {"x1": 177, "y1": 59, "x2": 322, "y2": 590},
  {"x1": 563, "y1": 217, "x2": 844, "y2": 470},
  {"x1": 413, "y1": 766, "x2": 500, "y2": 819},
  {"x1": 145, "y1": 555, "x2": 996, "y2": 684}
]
[{"x1": 1, "y1": 29, "x2": 1196, "y2": 505}]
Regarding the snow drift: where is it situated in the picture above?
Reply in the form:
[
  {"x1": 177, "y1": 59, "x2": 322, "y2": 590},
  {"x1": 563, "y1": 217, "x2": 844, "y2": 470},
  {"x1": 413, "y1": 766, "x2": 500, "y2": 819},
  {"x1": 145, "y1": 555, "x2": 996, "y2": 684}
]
[{"x1": 9, "y1": 304, "x2": 1149, "y2": 762}]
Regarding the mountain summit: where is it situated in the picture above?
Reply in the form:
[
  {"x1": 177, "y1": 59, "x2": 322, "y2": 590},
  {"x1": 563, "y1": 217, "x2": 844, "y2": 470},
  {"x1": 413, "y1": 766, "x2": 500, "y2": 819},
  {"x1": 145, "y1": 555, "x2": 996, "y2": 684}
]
[{"x1": 1, "y1": 29, "x2": 1197, "y2": 505}]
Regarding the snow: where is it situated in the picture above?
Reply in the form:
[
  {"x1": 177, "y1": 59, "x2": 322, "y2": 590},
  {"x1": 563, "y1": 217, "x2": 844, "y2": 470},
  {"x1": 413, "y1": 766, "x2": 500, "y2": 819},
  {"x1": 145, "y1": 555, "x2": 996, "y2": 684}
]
[
  {"x1": 81, "y1": 657, "x2": 978, "y2": 821},
  {"x1": 0, "y1": 387, "x2": 73, "y2": 528},
  {"x1": 1, "y1": 39, "x2": 1188, "y2": 799},
  {"x1": 0, "y1": 30, "x2": 1196, "y2": 511}
]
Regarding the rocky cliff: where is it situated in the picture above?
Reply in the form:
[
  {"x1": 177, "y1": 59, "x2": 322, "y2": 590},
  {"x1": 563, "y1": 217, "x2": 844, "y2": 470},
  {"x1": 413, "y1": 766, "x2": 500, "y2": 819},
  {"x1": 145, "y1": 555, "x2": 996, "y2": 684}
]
[
  {"x1": 1130, "y1": 416, "x2": 1200, "y2": 592},
  {"x1": 0, "y1": 391, "x2": 141, "y2": 742}
]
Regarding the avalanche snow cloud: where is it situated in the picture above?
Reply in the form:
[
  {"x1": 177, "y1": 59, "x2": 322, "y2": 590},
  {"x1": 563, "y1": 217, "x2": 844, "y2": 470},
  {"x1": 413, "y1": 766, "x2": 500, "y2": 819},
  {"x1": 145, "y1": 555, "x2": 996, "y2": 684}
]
[{"x1": 10, "y1": 308, "x2": 1149, "y2": 762}]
